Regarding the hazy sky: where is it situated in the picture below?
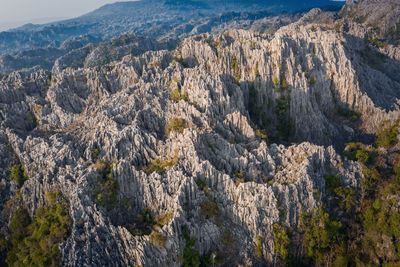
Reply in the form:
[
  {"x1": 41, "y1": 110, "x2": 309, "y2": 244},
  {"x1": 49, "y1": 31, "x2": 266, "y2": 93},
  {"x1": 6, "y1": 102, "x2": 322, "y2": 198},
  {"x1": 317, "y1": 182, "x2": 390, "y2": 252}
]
[{"x1": 0, "y1": 0, "x2": 124, "y2": 30}]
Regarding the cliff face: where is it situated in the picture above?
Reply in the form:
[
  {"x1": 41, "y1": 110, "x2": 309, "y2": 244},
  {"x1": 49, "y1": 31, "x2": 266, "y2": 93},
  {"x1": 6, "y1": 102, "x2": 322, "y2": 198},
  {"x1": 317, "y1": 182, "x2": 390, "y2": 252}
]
[
  {"x1": 340, "y1": 0, "x2": 400, "y2": 41},
  {"x1": 0, "y1": 7, "x2": 399, "y2": 266},
  {"x1": 179, "y1": 9, "x2": 400, "y2": 143}
]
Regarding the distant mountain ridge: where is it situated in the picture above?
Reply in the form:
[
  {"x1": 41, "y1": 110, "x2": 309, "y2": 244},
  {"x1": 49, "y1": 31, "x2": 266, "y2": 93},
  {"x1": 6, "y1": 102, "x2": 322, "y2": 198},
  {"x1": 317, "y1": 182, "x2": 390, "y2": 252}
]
[{"x1": 0, "y1": 0, "x2": 343, "y2": 56}]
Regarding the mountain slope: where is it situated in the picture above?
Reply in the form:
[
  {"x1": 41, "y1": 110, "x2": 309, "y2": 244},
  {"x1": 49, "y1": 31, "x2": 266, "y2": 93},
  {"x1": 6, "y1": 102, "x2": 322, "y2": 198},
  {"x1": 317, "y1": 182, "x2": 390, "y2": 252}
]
[
  {"x1": 1, "y1": 5, "x2": 400, "y2": 265},
  {"x1": 340, "y1": 0, "x2": 400, "y2": 42}
]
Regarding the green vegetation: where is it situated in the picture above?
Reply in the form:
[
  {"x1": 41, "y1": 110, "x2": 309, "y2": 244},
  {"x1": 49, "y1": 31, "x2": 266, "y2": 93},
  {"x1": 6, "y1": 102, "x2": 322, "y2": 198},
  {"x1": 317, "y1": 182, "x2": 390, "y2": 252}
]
[
  {"x1": 324, "y1": 172, "x2": 356, "y2": 212},
  {"x1": 355, "y1": 149, "x2": 370, "y2": 164},
  {"x1": 376, "y1": 123, "x2": 399, "y2": 148},
  {"x1": 195, "y1": 179, "x2": 208, "y2": 192},
  {"x1": 231, "y1": 56, "x2": 240, "y2": 82},
  {"x1": 358, "y1": 168, "x2": 400, "y2": 265},
  {"x1": 255, "y1": 236, "x2": 263, "y2": 258},
  {"x1": 255, "y1": 63, "x2": 260, "y2": 77},
  {"x1": 272, "y1": 77, "x2": 280, "y2": 86},
  {"x1": 275, "y1": 96, "x2": 292, "y2": 141},
  {"x1": 5, "y1": 191, "x2": 71, "y2": 266},
  {"x1": 234, "y1": 171, "x2": 245, "y2": 187},
  {"x1": 343, "y1": 142, "x2": 372, "y2": 164},
  {"x1": 274, "y1": 118, "x2": 400, "y2": 266},
  {"x1": 93, "y1": 161, "x2": 118, "y2": 210},
  {"x1": 324, "y1": 174, "x2": 340, "y2": 193},
  {"x1": 149, "y1": 231, "x2": 167, "y2": 247},
  {"x1": 359, "y1": 47, "x2": 387, "y2": 71},
  {"x1": 300, "y1": 206, "x2": 342, "y2": 264},
  {"x1": 273, "y1": 223, "x2": 291, "y2": 262},
  {"x1": 200, "y1": 201, "x2": 219, "y2": 219},
  {"x1": 280, "y1": 78, "x2": 289, "y2": 91},
  {"x1": 309, "y1": 76, "x2": 317, "y2": 85},
  {"x1": 334, "y1": 22, "x2": 343, "y2": 31},
  {"x1": 248, "y1": 84, "x2": 262, "y2": 125},
  {"x1": 165, "y1": 118, "x2": 189, "y2": 137},
  {"x1": 144, "y1": 150, "x2": 178, "y2": 174},
  {"x1": 128, "y1": 209, "x2": 155, "y2": 236},
  {"x1": 181, "y1": 226, "x2": 214, "y2": 267},
  {"x1": 369, "y1": 37, "x2": 388, "y2": 49},
  {"x1": 171, "y1": 83, "x2": 189, "y2": 102},
  {"x1": 337, "y1": 105, "x2": 360, "y2": 122},
  {"x1": 182, "y1": 226, "x2": 200, "y2": 266},
  {"x1": 91, "y1": 148, "x2": 99, "y2": 160},
  {"x1": 385, "y1": 24, "x2": 400, "y2": 44},
  {"x1": 9, "y1": 164, "x2": 28, "y2": 187},
  {"x1": 334, "y1": 186, "x2": 356, "y2": 212},
  {"x1": 155, "y1": 211, "x2": 173, "y2": 227},
  {"x1": 256, "y1": 129, "x2": 269, "y2": 143},
  {"x1": 28, "y1": 114, "x2": 38, "y2": 129}
]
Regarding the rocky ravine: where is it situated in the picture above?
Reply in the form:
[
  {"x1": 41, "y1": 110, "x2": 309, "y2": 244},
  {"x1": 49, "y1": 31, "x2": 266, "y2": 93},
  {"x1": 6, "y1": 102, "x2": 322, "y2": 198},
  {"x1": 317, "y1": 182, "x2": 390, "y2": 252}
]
[{"x1": 1, "y1": 7, "x2": 399, "y2": 266}]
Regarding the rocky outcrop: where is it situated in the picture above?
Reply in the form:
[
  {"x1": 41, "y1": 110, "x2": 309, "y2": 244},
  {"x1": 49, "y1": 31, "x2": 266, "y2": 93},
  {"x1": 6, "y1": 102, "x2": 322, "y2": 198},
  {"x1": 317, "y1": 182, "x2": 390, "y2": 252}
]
[{"x1": 1, "y1": 7, "x2": 399, "y2": 266}]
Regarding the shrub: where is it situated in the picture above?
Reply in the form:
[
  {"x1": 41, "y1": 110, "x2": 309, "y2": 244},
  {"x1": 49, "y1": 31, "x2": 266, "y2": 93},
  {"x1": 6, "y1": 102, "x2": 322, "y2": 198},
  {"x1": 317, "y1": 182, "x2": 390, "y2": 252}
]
[
  {"x1": 149, "y1": 231, "x2": 167, "y2": 247},
  {"x1": 273, "y1": 223, "x2": 291, "y2": 261},
  {"x1": 275, "y1": 96, "x2": 292, "y2": 141},
  {"x1": 182, "y1": 226, "x2": 200, "y2": 266},
  {"x1": 91, "y1": 148, "x2": 100, "y2": 160},
  {"x1": 344, "y1": 142, "x2": 372, "y2": 164},
  {"x1": 334, "y1": 187, "x2": 356, "y2": 212},
  {"x1": 234, "y1": 170, "x2": 245, "y2": 186},
  {"x1": 300, "y1": 206, "x2": 342, "y2": 264},
  {"x1": 309, "y1": 77, "x2": 317, "y2": 85},
  {"x1": 195, "y1": 179, "x2": 207, "y2": 191},
  {"x1": 93, "y1": 161, "x2": 118, "y2": 210},
  {"x1": 361, "y1": 166, "x2": 381, "y2": 194},
  {"x1": 255, "y1": 64, "x2": 260, "y2": 77},
  {"x1": 231, "y1": 56, "x2": 240, "y2": 82},
  {"x1": 165, "y1": 118, "x2": 189, "y2": 137},
  {"x1": 171, "y1": 87, "x2": 189, "y2": 102},
  {"x1": 334, "y1": 23, "x2": 343, "y2": 31},
  {"x1": 356, "y1": 150, "x2": 370, "y2": 164},
  {"x1": 256, "y1": 236, "x2": 263, "y2": 258},
  {"x1": 337, "y1": 106, "x2": 360, "y2": 122},
  {"x1": 145, "y1": 158, "x2": 166, "y2": 174},
  {"x1": 156, "y1": 211, "x2": 173, "y2": 227},
  {"x1": 369, "y1": 37, "x2": 388, "y2": 49},
  {"x1": 333, "y1": 255, "x2": 349, "y2": 267},
  {"x1": 280, "y1": 79, "x2": 289, "y2": 90},
  {"x1": 256, "y1": 129, "x2": 269, "y2": 143},
  {"x1": 128, "y1": 209, "x2": 155, "y2": 236},
  {"x1": 144, "y1": 152, "x2": 178, "y2": 174},
  {"x1": 200, "y1": 201, "x2": 219, "y2": 219},
  {"x1": 28, "y1": 114, "x2": 38, "y2": 129},
  {"x1": 6, "y1": 191, "x2": 71, "y2": 267},
  {"x1": 272, "y1": 77, "x2": 280, "y2": 86},
  {"x1": 376, "y1": 124, "x2": 399, "y2": 148},
  {"x1": 9, "y1": 164, "x2": 28, "y2": 187},
  {"x1": 359, "y1": 47, "x2": 387, "y2": 71}
]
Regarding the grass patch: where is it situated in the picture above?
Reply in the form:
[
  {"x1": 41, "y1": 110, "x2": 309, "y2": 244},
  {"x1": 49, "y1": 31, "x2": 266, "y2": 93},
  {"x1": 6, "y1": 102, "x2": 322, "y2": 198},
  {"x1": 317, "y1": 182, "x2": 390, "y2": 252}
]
[
  {"x1": 255, "y1": 236, "x2": 263, "y2": 258},
  {"x1": 166, "y1": 118, "x2": 189, "y2": 137},
  {"x1": 144, "y1": 150, "x2": 178, "y2": 174},
  {"x1": 149, "y1": 231, "x2": 167, "y2": 247}
]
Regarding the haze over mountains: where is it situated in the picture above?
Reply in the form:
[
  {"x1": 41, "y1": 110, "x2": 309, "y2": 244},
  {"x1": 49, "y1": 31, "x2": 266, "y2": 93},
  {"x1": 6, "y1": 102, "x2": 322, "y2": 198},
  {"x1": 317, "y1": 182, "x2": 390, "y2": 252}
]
[
  {"x1": 0, "y1": 0, "x2": 400, "y2": 266},
  {"x1": 0, "y1": 0, "x2": 343, "y2": 55}
]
